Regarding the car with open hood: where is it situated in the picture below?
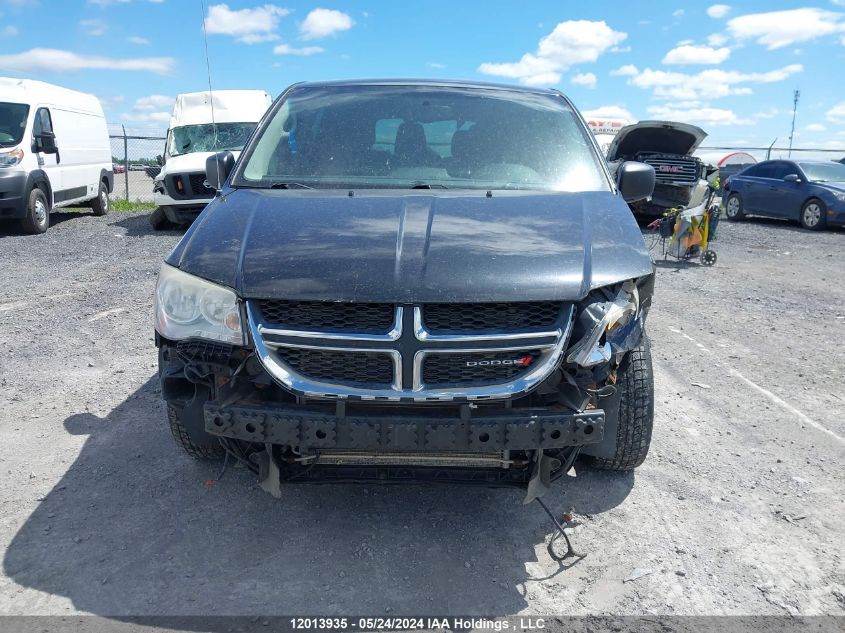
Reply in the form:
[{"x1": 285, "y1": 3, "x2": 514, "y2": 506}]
[
  {"x1": 607, "y1": 120, "x2": 707, "y2": 219},
  {"x1": 153, "y1": 79, "x2": 657, "y2": 498}
]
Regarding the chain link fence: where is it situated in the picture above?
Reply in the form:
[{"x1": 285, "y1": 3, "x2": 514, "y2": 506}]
[{"x1": 109, "y1": 129, "x2": 166, "y2": 202}]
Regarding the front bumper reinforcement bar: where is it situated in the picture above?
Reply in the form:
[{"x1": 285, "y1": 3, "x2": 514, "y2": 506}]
[{"x1": 204, "y1": 403, "x2": 605, "y2": 452}]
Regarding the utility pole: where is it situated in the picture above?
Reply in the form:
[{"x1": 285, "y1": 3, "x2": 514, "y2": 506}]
[{"x1": 787, "y1": 89, "x2": 800, "y2": 158}]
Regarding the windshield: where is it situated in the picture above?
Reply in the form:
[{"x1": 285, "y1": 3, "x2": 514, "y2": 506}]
[
  {"x1": 798, "y1": 162, "x2": 845, "y2": 183},
  {"x1": 237, "y1": 85, "x2": 608, "y2": 191},
  {"x1": 167, "y1": 122, "x2": 256, "y2": 157},
  {"x1": 0, "y1": 102, "x2": 29, "y2": 148}
]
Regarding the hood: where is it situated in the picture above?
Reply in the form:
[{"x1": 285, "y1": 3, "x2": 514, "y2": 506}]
[
  {"x1": 167, "y1": 190, "x2": 653, "y2": 303},
  {"x1": 607, "y1": 120, "x2": 707, "y2": 161},
  {"x1": 160, "y1": 150, "x2": 242, "y2": 177}
]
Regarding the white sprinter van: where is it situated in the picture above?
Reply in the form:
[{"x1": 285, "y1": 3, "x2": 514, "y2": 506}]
[
  {"x1": 151, "y1": 89, "x2": 271, "y2": 229},
  {"x1": 0, "y1": 78, "x2": 113, "y2": 234}
]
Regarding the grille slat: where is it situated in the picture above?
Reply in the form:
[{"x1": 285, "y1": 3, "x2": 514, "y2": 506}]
[
  {"x1": 259, "y1": 301, "x2": 395, "y2": 333},
  {"x1": 640, "y1": 154, "x2": 700, "y2": 185},
  {"x1": 423, "y1": 302, "x2": 561, "y2": 332},
  {"x1": 423, "y1": 350, "x2": 542, "y2": 386},
  {"x1": 276, "y1": 348, "x2": 394, "y2": 386},
  {"x1": 188, "y1": 173, "x2": 214, "y2": 197}
]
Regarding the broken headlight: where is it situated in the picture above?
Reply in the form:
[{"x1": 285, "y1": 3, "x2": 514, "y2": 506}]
[
  {"x1": 566, "y1": 280, "x2": 641, "y2": 367},
  {"x1": 154, "y1": 264, "x2": 244, "y2": 345}
]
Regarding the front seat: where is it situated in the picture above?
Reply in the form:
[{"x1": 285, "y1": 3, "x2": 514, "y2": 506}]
[{"x1": 394, "y1": 121, "x2": 442, "y2": 167}]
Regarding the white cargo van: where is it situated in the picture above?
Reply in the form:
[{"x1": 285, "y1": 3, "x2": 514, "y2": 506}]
[
  {"x1": 151, "y1": 89, "x2": 271, "y2": 229},
  {"x1": 0, "y1": 78, "x2": 113, "y2": 233}
]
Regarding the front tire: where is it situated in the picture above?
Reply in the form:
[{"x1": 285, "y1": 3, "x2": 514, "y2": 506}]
[
  {"x1": 20, "y1": 187, "x2": 50, "y2": 234},
  {"x1": 588, "y1": 338, "x2": 654, "y2": 471},
  {"x1": 800, "y1": 198, "x2": 826, "y2": 231},
  {"x1": 725, "y1": 193, "x2": 744, "y2": 221},
  {"x1": 168, "y1": 403, "x2": 224, "y2": 460},
  {"x1": 90, "y1": 180, "x2": 110, "y2": 216}
]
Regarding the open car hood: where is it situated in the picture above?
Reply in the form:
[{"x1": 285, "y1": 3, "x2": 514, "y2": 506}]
[{"x1": 607, "y1": 121, "x2": 707, "y2": 161}]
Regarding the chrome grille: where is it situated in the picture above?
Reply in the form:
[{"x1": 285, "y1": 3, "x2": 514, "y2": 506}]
[
  {"x1": 276, "y1": 348, "x2": 393, "y2": 386},
  {"x1": 423, "y1": 302, "x2": 562, "y2": 332},
  {"x1": 259, "y1": 301, "x2": 395, "y2": 333},
  {"x1": 640, "y1": 154, "x2": 700, "y2": 185},
  {"x1": 422, "y1": 350, "x2": 543, "y2": 386},
  {"x1": 248, "y1": 302, "x2": 573, "y2": 401}
]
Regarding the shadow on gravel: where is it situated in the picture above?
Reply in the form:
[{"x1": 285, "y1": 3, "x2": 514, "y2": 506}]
[
  {"x1": 110, "y1": 213, "x2": 185, "y2": 238},
  {"x1": 0, "y1": 211, "x2": 93, "y2": 238},
  {"x1": 3, "y1": 377, "x2": 634, "y2": 625}
]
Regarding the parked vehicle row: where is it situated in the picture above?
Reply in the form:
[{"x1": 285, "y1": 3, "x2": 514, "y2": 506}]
[{"x1": 0, "y1": 77, "x2": 112, "y2": 233}]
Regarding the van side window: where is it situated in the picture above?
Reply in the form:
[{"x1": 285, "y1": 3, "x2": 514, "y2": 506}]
[{"x1": 32, "y1": 108, "x2": 54, "y2": 137}]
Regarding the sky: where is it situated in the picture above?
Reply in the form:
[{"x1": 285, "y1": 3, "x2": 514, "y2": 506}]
[{"x1": 1, "y1": 0, "x2": 844, "y2": 155}]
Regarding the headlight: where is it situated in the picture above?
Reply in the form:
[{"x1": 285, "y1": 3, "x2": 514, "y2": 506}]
[
  {"x1": 154, "y1": 264, "x2": 244, "y2": 345},
  {"x1": 566, "y1": 280, "x2": 640, "y2": 367},
  {"x1": 832, "y1": 191, "x2": 845, "y2": 202},
  {"x1": 0, "y1": 148, "x2": 23, "y2": 168}
]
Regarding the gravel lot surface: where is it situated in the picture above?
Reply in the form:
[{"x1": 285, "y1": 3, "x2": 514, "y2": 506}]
[{"x1": 0, "y1": 209, "x2": 843, "y2": 621}]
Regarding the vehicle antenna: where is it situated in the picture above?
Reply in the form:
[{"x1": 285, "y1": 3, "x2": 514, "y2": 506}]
[
  {"x1": 199, "y1": 0, "x2": 220, "y2": 185},
  {"x1": 788, "y1": 89, "x2": 800, "y2": 158}
]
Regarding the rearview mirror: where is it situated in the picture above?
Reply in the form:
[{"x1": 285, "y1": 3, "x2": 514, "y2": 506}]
[
  {"x1": 617, "y1": 161, "x2": 655, "y2": 203},
  {"x1": 205, "y1": 151, "x2": 236, "y2": 191},
  {"x1": 36, "y1": 132, "x2": 58, "y2": 154},
  {"x1": 784, "y1": 173, "x2": 801, "y2": 183}
]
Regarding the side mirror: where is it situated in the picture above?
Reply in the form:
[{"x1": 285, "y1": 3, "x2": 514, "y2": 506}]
[
  {"x1": 156, "y1": 154, "x2": 164, "y2": 166},
  {"x1": 617, "y1": 161, "x2": 655, "y2": 203},
  {"x1": 784, "y1": 173, "x2": 801, "y2": 183},
  {"x1": 36, "y1": 132, "x2": 58, "y2": 154},
  {"x1": 205, "y1": 151, "x2": 235, "y2": 191}
]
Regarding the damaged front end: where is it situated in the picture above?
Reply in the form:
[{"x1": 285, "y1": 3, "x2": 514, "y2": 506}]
[{"x1": 155, "y1": 270, "x2": 654, "y2": 497}]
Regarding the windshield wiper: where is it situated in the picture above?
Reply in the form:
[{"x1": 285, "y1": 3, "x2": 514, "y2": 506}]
[
  {"x1": 410, "y1": 182, "x2": 449, "y2": 189},
  {"x1": 269, "y1": 182, "x2": 315, "y2": 190}
]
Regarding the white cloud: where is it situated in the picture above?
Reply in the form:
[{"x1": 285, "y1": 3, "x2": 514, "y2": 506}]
[
  {"x1": 726, "y1": 8, "x2": 845, "y2": 50},
  {"x1": 610, "y1": 64, "x2": 639, "y2": 77},
  {"x1": 581, "y1": 105, "x2": 635, "y2": 121},
  {"x1": 273, "y1": 43, "x2": 324, "y2": 56},
  {"x1": 804, "y1": 123, "x2": 827, "y2": 132},
  {"x1": 706, "y1": 4, "x2": 731, "y2": 19},
  {"x1": 647, "y1": 104, "x2": 752, "y2": 126},
  {"x1": 826, "y1": 102, "x2": 845, "y2": 123},
  {"x1": 662, "y1": 44, "x2": 731, "y2": 65},
  {"x1": 1, "y1": 26, "x2": 18, "y2": 37},
  {"x1": 571, "y1": 72, "x2": 597, "y2": 88},
  {"x1": 122, "y1": 94, "x2": 173, "y2": 124},
  {"x1": 204, "y1": 3, "x2": 290, "y2": 44},
  {"x1": 629, "y1": 63, "x2": 803, "y2": 100},
  {"x1": 707, "y1": 33, "x2": 728, "y2": 46},
  {"x1": 80, "y1": 19, "x2": 108, "y2": 36},
  {"x1": 673, "y1": 9, "x2": 685, "y2": 17},
  {"x1": 299, "y1": 8, "x2": 354, "y2": 40},
  {"x1": 0, "y1": 48, "x2": 174, "y2": 74},
  {"x1": 478, "y1": 20, "x2": 627, "y2": 86},
  {"x1": 428, "y1": 62, "x2": 445, "y2": 69},
  {"x1": 127, "y1": 35, "x2": 149, "y2": 45}
]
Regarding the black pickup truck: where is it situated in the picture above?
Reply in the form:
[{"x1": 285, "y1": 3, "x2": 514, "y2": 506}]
[{"x1": 154, "y1": 79, "x2": 656, "y2": 495}]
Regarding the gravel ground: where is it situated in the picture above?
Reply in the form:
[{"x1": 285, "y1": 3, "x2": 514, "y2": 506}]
[{"x1": 0, "y1": 209, "x2": 843, "y2": 621}]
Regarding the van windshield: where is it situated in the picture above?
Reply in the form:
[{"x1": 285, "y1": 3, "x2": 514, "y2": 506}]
[
  {"x1": 167, "y1": 122, "x2": 256, "y2": 157},
  {"x1": 236, "y1": 85, "x2": 609, "y2": 191},
  {"x1": 0, "y1": 102, "x2": 29, "y2": 148}
]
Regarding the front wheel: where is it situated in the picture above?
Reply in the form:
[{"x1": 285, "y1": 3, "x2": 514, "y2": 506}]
[
  {"x1": 588, "y1": 338, "x2": 654, "y2": 471},
  {"x1": 20, "y1": 187, "x2": 50, "y2": 234},
  {"x1": 800, "y1": 199, "x2": 826, "y2": 231},
  {"x1": 725, "y1": 193, "x2": 744, "y2": 221},
  {"x1": 90, "y1": 180, "x2": 110, "y2": 216}
]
